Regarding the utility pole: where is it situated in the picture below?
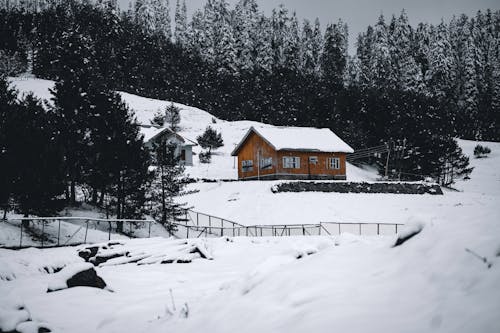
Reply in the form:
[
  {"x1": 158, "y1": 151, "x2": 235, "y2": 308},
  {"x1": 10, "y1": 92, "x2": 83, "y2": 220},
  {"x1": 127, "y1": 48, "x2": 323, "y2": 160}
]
[{"x1": 385, "y1": 141, "x2": 391, "y2": 179}]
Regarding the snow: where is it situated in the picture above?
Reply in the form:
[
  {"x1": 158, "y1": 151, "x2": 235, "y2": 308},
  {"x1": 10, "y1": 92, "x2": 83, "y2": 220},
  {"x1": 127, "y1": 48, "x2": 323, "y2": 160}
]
[
  {"x1": 233, "y1": 126, "x2": 354, "y2": 154},
  {"x1": 47, "y1": 263, "x2": 95, "y2": 291},
  {"x1": 139, "y1": 126, "x2": 168, "y2": 142},
  {"x1": 3, "y1": 77, "x2": 500, "y2": 332}
]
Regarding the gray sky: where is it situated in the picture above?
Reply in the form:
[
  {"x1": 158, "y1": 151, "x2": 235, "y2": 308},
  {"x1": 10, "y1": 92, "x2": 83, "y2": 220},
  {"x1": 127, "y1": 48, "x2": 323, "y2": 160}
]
[{"x1": 119, "y1": 0, "x2": 499, "y2": 52}]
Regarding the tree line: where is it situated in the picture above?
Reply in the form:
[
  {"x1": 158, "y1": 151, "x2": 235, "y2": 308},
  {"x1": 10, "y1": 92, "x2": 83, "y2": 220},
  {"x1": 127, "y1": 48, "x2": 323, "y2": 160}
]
[{"x1": 1, "y1": 0, "x2": 496, "y2": 186}]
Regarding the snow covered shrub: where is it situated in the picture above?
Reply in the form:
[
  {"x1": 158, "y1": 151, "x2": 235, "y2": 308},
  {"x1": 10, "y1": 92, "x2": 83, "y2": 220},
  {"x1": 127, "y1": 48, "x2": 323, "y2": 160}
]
[
  {"x1": 474, "y1": 145, "x2": 491, "y2": 158},
  {"x1": 199, "y1": 151, "x2": 211, "y2": 164}
]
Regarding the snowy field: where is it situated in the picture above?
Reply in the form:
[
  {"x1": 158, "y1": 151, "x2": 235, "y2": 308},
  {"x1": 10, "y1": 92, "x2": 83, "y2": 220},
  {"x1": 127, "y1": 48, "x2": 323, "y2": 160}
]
[{"x1": 3, "y1": 77, "x2": 499, "y2": 332}]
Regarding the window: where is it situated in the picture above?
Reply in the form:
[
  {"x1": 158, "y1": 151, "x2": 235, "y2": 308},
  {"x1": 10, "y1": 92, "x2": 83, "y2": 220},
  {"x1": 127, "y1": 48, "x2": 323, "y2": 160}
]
[
  {"x1": 309, "y1": 156, "x2": 318, "y2": 164},
  {"x1": 260, "y1": 157, "x2": 273, "y2": 170},
  {"x1": 328, "y1": 157, "x2": 340, "y2": 170},
  {"x1": 283, "y1": 156, "x2": 300, "y2": 169},
  {"x1": 242, "y1": 160, "x2": 253, "y2": 172}
]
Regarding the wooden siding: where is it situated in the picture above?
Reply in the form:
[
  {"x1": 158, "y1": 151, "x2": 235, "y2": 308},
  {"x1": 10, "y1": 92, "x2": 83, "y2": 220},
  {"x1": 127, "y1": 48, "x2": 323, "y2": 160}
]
[
  {"x1": 236, "y1": 131, "x2": 348, "y2": 180},
  {"x1": 237, "y1": 131, "x2": 278, "y2": 179},
  {"x1": 276, "y1": 151, "x2": 347, "y2": 178}
]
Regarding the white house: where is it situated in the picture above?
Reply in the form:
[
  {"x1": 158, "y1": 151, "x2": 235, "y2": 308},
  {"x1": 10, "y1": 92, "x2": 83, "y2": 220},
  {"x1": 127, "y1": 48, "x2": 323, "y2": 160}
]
[{"x1": 139, "y1": 125, "x2": 196, "y2": 166}]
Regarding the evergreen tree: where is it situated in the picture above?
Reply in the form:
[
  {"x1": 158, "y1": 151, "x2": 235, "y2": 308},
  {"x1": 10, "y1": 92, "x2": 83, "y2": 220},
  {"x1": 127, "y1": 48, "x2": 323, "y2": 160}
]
[
  {"x1": 174, "y1": 0, "x2": 187, "y2": 44},
  {"x1": 0, "y1": 76, "x2": 18, "y2": 218},
  {"x1": 165, "y1": 102, "x2": 181, "y2": 131},
  {"x1": 197, "y1": 126, "x2": 223, "y2": 154},
  {"x1": 151, "y1": 0, "x2": 171, "y2": 40},
  {"x1": 321, "y1": 20, "x2": 348, "y2": 88},
  {"x1": 10, "y1": 94, "x2": 66, "y2": 216},
  {"x1": 150, "y1": 141, "x2": 188, "y2": 233}
]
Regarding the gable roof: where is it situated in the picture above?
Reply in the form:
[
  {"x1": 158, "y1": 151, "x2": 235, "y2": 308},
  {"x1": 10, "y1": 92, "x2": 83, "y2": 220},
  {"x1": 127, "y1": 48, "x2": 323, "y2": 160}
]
[
  {"x1": 231, "y1": 126, "x2": 354, "y2": 156},
  {"x1": 139, "y1": 126, "x2": 197, "y2": 146}
]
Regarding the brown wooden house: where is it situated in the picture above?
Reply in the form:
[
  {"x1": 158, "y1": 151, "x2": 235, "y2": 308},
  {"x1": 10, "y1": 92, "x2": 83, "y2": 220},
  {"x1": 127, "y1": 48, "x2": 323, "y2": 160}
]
[{"x1": 231, "y1": 126, "x2": 354, "y2": 180}]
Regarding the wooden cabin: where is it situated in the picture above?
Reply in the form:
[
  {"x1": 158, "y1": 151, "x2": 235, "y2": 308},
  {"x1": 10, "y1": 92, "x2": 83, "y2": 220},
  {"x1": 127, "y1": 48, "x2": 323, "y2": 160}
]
[
  {"x1": 231, "y1": 126, "x2": 354, "y2": 180},
  {"x1": 140, "y1": 125, "x2": 196, "y2": 166}
]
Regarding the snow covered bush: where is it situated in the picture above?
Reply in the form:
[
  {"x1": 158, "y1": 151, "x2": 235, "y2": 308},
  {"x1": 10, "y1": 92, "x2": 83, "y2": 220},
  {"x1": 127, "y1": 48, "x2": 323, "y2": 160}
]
[{"x1": 474, "y1": 145, "x2": 491, "y2": 158}]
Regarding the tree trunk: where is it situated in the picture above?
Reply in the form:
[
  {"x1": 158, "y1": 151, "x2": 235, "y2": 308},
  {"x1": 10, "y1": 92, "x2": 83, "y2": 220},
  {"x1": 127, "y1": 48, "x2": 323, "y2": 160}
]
[
  {"x1": 70, "y1": 180, "x2": 76, "y2": 205},
  {"x1": 161, "y1": 165, "x2": 166, "y2": 225},
  {"x1": 98, "y1": 190, "x2": 105, "y2": 207}
]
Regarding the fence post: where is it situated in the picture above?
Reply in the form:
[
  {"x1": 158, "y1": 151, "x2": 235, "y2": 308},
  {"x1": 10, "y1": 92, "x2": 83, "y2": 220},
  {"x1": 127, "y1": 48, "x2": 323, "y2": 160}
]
[
  {"x1": 186, "y1": 225, "x2": 190, "y2": 239},
  {"x1": 377, "y1": 223, "x2": 380, "y2": 235},
  {"x1": 246, "y1": 227, "x2": 248, "y2": 237},
  {"x1": 197, "y1": 213, "x2": 199, "y2": 226},
  {"x1": 302, "y1": 225, "x2": 305, "y2": 236},
  {"x1": 395, "y1": 224, "x2": 398, "y2": 234},
  {"x1": 338, "y1": 223, "x2": 341, "y2": 235},
  {"x1": 221, "y1": 220, "x2": 224, "y2": 237},
  {"x1": 57, "y1": 220, "x2": 61, "y2": 246},
  {"x1": 148, "y1": 222, "x2": 152, "y2": 238},
  {"x1": 209, "y1": 216, "x2": 211, "y2": 228},
  {"x1": 318, "y1": 224, "x2": 321, "y2": 235},
  {"x1": 359, "y1": 223, "x2": 362, "y2": 235},
  {"x1": 108, "y1": 222, "x2": 112, "y2": 240}
]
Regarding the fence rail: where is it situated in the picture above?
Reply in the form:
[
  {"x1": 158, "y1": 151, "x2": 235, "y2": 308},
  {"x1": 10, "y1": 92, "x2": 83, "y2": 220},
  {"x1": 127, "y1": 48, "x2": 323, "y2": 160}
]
[
  {"x1": 1, "y1": 213, "x2": 404, "y2": 249},
  {"x1": 172, "y1": 221, "x2": 404, "y2": 239},
  {"x1": 1, "y1": 217, "x2": 155, "y2": 249}
]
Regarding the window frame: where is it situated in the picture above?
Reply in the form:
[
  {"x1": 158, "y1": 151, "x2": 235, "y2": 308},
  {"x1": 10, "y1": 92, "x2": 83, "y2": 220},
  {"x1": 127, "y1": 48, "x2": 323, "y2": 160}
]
[
  {"x1": 241, "y1": 159, "x2": 254, "y2": 172},
  {"x1": 283, "y1": 156, "x2": 300, "y2": 169},
  {"x1": 328, "y1": 157, "x2": 341, "y2": 170},
  {"x1": 260, "y1": 157, "x2": 273, "y2": 170}
]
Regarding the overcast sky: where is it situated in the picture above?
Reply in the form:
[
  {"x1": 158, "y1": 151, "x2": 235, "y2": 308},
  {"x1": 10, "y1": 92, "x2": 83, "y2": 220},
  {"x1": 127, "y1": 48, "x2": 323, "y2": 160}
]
[{"x1": 118, "y1": 0, "x2": 499, "y2": 52}]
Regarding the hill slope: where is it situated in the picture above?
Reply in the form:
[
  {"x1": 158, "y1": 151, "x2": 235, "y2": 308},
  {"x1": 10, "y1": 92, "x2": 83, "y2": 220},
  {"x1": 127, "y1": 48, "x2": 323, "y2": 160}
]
[{"x1": 10, "y1": 77, "x2": 375, "y2": 181}]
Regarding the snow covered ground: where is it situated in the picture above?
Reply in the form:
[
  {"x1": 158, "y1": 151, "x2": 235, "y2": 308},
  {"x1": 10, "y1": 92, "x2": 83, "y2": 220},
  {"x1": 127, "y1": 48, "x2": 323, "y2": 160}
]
[{"x1": 3, "y1": 77, "x2": 499, "y2": 333}]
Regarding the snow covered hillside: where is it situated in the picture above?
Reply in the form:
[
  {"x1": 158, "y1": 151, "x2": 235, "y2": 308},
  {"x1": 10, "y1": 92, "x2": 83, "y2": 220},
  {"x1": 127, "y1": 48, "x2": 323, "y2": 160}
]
[
  {"x1": 2, "y1": 78, "x2": 500, "y2": 333},
  {"x1": 10, "y1": 77, "x2": 375, "y2": 181}
]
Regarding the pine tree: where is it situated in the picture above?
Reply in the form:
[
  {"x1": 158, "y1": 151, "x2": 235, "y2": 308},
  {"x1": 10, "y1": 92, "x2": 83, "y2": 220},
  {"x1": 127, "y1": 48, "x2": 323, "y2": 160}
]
[
  {"x1": 164, "y1": 102, "x2": 181, "y2": 131},
  {"x1": 197, "y1": 126, "x2": 223, "y2": 155},
  {"x1": 254, "y1": 14, "x2": 273, "y2": 73},
  {"x1": 368, "y1": 15, "x2": 393, "y2": 89},
  {"x1": 151, "y1": 0, "x2": 171, "y2": 40},
  {"x1": 50, "y1": 25, "x2": 100, "y2": 204},
  {"x1": 0, "y1": 76, "x2": 18, "y2": 218},
  {"x1": 233, "y1": 0, "x2": 259, "y2": 72},
  {"x1": 150, "y1": 141, "x2": 188, "y2": 233},
  {"x1": 321, "y1": 20, "x2": 348, "y2": 88},
  {"x1": 283, "y1": 12, "x2": 300, "y2": 71},
  {"x1": 10, "y1": 94, "x2": 66, "y2": 216},
  {"x1": 174, "y1": 0, "x2": 187, "y2": 44},
  {"x1": 425, "y1": 22, "x2": 455, "y2": 98}
]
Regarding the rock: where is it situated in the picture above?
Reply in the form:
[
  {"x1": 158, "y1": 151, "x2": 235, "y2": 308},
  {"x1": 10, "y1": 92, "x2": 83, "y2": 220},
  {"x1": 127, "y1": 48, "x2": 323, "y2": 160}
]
[
  {"x1": 47, "y1": 263, "x2": 106, "y2": 292},
  {"x1": 66, "y1": 268, "x2": 106, "y2": 289}
]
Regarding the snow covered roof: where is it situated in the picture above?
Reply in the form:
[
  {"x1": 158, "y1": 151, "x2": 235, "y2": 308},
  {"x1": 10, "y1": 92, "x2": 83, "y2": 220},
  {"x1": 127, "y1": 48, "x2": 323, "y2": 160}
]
[
  {"x1": 139, "y1": 126, "x2": 197, "y2": 146},
  {"x1": 140, "y1": 126, "x2": 170, "y2": 142},
  {"x1": 231, "y1": 126, "x2": 354, "y2": 156}
]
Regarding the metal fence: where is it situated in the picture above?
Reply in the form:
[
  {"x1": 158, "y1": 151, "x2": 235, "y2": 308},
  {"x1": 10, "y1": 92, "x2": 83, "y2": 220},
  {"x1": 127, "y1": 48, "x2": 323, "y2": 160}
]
[
  {"x1": 1, "y1": 217, "x2": 155, "y2": 249},
  {"x1": 1, "y1": 213, "x2": 404, "y2": 249},
  {"x1": 172, "y1": 220, "x2": 404, "y2": 239}
]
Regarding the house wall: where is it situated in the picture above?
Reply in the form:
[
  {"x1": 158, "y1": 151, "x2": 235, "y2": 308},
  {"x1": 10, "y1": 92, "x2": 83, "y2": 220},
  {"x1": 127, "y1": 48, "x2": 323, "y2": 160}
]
[
  {"x1": 236, "y1": 131, "x2": 348, "y2": 180},
  {"x1": 182, "y1": 146, "x2": 193, "y2": 166},
  {"x1": 237, "y1": 132, "x2": 278, "y2": 179},
  {"x1": 276, "y1": 151, "x2": 347, "y2": 179}
]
